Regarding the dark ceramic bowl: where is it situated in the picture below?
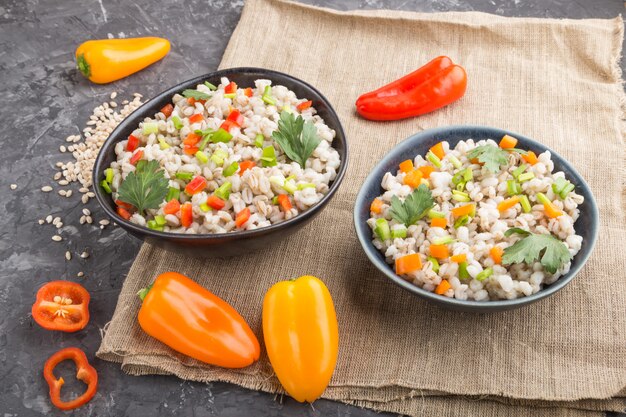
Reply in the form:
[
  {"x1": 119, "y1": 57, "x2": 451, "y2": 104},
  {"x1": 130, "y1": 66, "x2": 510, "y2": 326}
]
[
  {"x1": 354, "y1": 125, "x2": 598, "y2": 312},
  {"x1": 93, "y1": 68, "x2": 348, "y2": 257}
]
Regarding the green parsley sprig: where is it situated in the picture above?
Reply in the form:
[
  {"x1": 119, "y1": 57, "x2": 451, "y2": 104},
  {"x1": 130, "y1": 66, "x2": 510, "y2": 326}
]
[
  {"x1": 117, "y1": 160, "x2": 169, "y2": 215},
  {"x1": 502, "y1": 228, "x2": 572, "y2": 274},
  {"x1": 467, "y1": 144, "x2": 509, "y2": 172},
  {"x1": 272, "y1": 111, "x2": 321, "y2": 168},
  {"x1": 390, "y1": 184, "x2": 435, "y2": 227}
]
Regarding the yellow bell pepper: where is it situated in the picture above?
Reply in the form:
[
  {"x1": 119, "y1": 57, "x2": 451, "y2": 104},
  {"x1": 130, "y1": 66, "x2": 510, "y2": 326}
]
[
  {"x1": 75, "y1": 37, "x2": 170, "y2": 84},
  {"x1": 262, "y1": 275, "x2": 339, "y2": 403}
]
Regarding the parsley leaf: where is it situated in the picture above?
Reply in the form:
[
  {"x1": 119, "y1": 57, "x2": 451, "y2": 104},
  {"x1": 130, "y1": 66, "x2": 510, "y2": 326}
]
[
  {"x1": 117, "y1": 160, "x2": 169, "y2": 215},
  {"x1": 390, "y1": 184, "x2": 435, "y2": 227},
  {"x1": 502, "y1": 228, "x2": 572, "y2": 274},
  {"x1": 182, "y1": 89, "x2": 211, "y2": 100},
  {"x1": 272, "y1": 111, "x2": 321, "y2": 168},
  {"x1": 467, "y1": 144, "x2": 509, "y2": 172}
]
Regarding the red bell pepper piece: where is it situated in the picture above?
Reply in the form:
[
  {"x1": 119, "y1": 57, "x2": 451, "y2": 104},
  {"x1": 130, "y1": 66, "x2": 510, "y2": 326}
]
[
  {"x1": 219, "y1": 120, "x2": 237, "y2": 132},
  {"x1": 183, "y1": 145, "x2": 199, "y2": 155},
  {"x1": 238, "y1": 160, "x2": 256, "y2": 176},
  {"x1": 226, "y1": 109, "x2": 244, "y2": 126},
  {"x1": 130, "y1": 150, "x2": 143, "y2": 165},
  {"x1": 243, "y1": 87, "x2": 253, "y2": 97},
  {"x1": 224, "y1": 81, "x2": 237, "y2": 94},
  {"x1": 187, "y1": 97, "x2": 206, "y2": 106},
  {"x1": 32, "y1": 281, "x2": 90, "y2": 332},
  {"x1": 126, "y1": 134, "x2": 139, "y2": 152},
  {"x1": 117, "y1": 206, "x2": 132, "y2": 220},
  {"x1": 163, "y1": 199, "x2": 181, "y2": 215},
  {"x1": 206, "y1": 195, "x2": 226, "y2": 210},
  {"x1": 115, "y1": 199, "x2": 133, "y2": 210},
  {"x1": 235, "y1": 207, "x2": 250, "y2": 228},
  {"x1": 277, "y1": 194, "x2": 292, "y2": 212},
  {"x1": 180, "y1": 202, "x2": 193, "y2": 227},
  {"x1": 43, "y1": 347, "x2": 98, "y2": 410},
  {"x1": 183, "y1": 133, "x2": 201, "y2": 146},
  {"x1": 185, "y1": 176, "x2": 207, "y2": 195},
  {"x1": 160, "y1": 103, "x2": 174, "y2": 117},
  {"x1": 296, "y1": 100, "x2": 312, "y2": 111},
  {"x1": 189, "y1": 113, "x2": 204, "y2": 124}
]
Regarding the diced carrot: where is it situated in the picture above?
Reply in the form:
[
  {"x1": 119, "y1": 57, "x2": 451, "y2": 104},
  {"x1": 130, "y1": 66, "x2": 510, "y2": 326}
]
[
  {"x1": 235, "y1": 207, "x2": 250, "y2": 228},
  {"x1": 183, "y1": 133, "x2": 201, "y2": 146},
  {"x1": 180, "y1": 203, "x2": 193, "y2": 227},
  {"x1": 160, "y1": 104, "x2": 174, "y2": 118},
  {"x1": 497, "y1": 196, "x2": 520, "y2": 212},
  {"x1": 429, "y1": 244, "x2": 450, "y2": 259},
  {"x1": 395, "y1": 254, "x2": 422, "y2": 275},
  {"x1": 296, "y1": 100, "x2": 313, "y2": 111},
  {"x1": 239, "y1": 160, "x2": 256, "y2": 176},
  {"x1": 115, "y1": 200, "x2": 133, "y2": 210},
  {"x1": 187, "y1": 98, "x2": 206, "y2": 106},
  {"x1": 430, "y1": 142, "x2": 445, "y2": 160},
  {"x1": 399, "y1": 160, "x2": 414, "y2": 173},
  {"x1": 403, "y1": 169, "x2": 423, "y2": 188},
  {"x1": 163, "y1": 199, "x2": 181, "y2": 215},
  {"x1": 206, "y1": 195, "x2": 225, "y2": 210},
  {"x1": 451, "y1": 203, "x2": 476, "y2": 218},
  {"x1": 126, "y1": 134, "x2": 139, "y2": 152},
  {"x1": 189, "y1": 113, "x2": 204, "y2": 124},
  {"x1": 450, "y1": 253, "x2": 467, "y2": 263},
  {"x1": 183, "y1": 145, "x2": 199, "y2": 155},
  {"x1": 116, "y1": 206, "x2": 131, "y2": 220},
  {"x1": 370, "y1": 198, "x2": 383, "y2": 214},
  {"x1": 470, "y1": 157, "x2": 480, "y2": 164},
  {"x1": 522, "y1": 151, "x2": 538, "y2": 165},
  {"x1": 543, "y1": 202, "x2": 563, "y2": 218},
  {"x1": 499, "y1": 134, "x2": 518, "y2": 149},
  {"x1": 435, "y1": 279, "x2": 451, "y2": 295},
  {"x1": 184, "y1": 176, "x2": 207, "y2": 195},
  {"x1": 277, "y1": 194, "x2": 292, "y2": 212},
  {"x1": 418, "y1": 166, "x2": 435, "y2": 179},
  {"x1": 490, "y1": 246, "x2": 504, "y2": 264},
  {"x1": 243, "y1": 87, "x2": 253, "y2": 97},
  {"x1": 130, "y1": 150, "x2": 143, "y2": 165},
  {"x1": 431, "y1": 217, "x2": 447, "y2": 228}
]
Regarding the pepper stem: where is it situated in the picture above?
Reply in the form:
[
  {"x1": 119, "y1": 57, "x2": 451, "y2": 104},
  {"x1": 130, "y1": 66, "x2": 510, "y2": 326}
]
[
  {"x1": 76, "y1": 54, "x2": 91, "y2": 78},
  {"x1": 137, "y1": 284, "x2": 153, "y2": 301}
]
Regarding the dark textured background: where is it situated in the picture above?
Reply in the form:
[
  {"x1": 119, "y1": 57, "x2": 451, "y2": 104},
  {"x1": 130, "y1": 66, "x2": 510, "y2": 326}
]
[{"x1": 1, "y1": 0, "x2": 624, "y2": 415}]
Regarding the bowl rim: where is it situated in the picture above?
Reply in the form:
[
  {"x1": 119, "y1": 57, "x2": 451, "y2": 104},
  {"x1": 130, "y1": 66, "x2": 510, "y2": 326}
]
[
  {"x1": 93, "y1": 67, "x2": 349, "y2": 240},
  {"x1": 354, "y1": 124, "x2": 599, "y2": 310}
]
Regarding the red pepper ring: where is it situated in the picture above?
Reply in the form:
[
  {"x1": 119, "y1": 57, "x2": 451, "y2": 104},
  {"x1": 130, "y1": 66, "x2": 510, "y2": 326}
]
[
  {"x1": 32, "y1": 281, "x2": 90, "y2": 332},
  {"x1": 43, "y1": 347, "x2": 98, "y2": 410}
]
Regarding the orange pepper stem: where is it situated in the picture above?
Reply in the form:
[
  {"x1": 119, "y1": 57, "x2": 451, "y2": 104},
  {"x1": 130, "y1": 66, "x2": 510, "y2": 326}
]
[
  {"x1": 137, "y1": 284, "x2": 153, "y2": 301},
  {"x1": 76, "y1": 54, "x2": 90, "y2": 78}
]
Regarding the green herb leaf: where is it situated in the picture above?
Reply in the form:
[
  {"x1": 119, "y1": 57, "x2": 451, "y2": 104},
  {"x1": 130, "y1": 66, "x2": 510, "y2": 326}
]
[
  {"x1": 502, "y1": 228, "x2": 572, "y2": 274},
  {"x1": 272, "y1": 111, "x2": 321, "y2": 168},
  {"x1": 467, "y1": 144, "x2": 509, "y2": 172},
  {"x1": 182, "y1": 89, "x2": 211, "y2": 100},
  {"x1": 117, "y1": 160, "x2": 169, "y2": 215},
  {"x1": 389, "y1": 184, "x2": 435, "y2": 227}
]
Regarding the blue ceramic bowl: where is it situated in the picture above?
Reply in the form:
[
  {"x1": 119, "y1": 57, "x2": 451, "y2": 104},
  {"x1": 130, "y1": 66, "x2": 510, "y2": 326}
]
[{"x1": 354, "y1": 126, "x2": 598, "y2": 312}]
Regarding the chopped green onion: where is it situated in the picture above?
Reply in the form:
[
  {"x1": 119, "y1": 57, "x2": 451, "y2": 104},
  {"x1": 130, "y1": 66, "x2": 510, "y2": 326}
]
[
  {"x1": 552, "y1": 177, "x2": 575, "y2": 199},
  {"x1": 195, "y1": 151, "x2": 209, "y2": 164},
  {"x1": 512, "y1": 164, "x2": 527, "y2": 179},
  {"x1": 448, "y1": 155, "x2": 462, "y2": 169},
  {"x1": 224, "y1": 93, "x2": 236, "y2": 99},
  {"x1": 458, "y1": 262, "x2": 470, "y2": 279},
  {"x1": 147, "y1": 220, "x2": 158, "y2": 229},
  {"x1": 428, "y1": 256, "x2": 440, "y2": 273},
  {"x1": 175, "y1": 172, "x2": 194, "y2": 181},
  {"x1": 142, "y1": 122, "x2": 158, "y2": 135},
  {"x1": 197, "y1": 130, "x2": 215, "y2": 150},
  {"x1": 426, "y1": 151, "x2": 442, "y2": 168},
  {"x1": 463, "y1": 167, "x2": 473, "y2": 181},
  {"x1": 454, "y1": 215, "x2": 470, "y2": 228},
  {"x1": 104, "y1": 168, "x2": 114, "y2": 183},
  {"x1": 433, "y1": 236, "x2": 455, "y2": 245},
  {"x1": 262, "y1": 85, "x2": 275, "y2": 105},
  {"x1": 261, "y1": 146, "x2": 277, "y2": 167},
  {"x1": 427, "y1": 209, "x2": 446, "y2": 219},
  {"x1": 100, "y1": 180, "x2": 112, "y2": 194},
  {"x1": 223, "y1": 162, "x2": 239, "y2": 177},
  {"x1": 452, "y1": 190, "x2": 471, "y2": 202},
  {"x1": 476, "y1": 267, "x2": 493, "y2": 281},
  {"x1": 154, "y1": 215, "x2": 166, "y2": 226},
  {"x1": 158, "y1": 138, "x2": 170, "y2": 150},
  {"x1": 519, "y1": 195, "x2": 532, "y2": 213},
  {"x1": 455, "y1": 182, "x2": 466, "y2": 192},
  {"x1": 271, "y1": 196, "x2": 279, "y2": 205},
  {"x1": 166, "y1": 187, "x2": 180, "y2": 202},
  {"x1": 199, "y1": 202, "x2": 211, "y2": 212},
  {"x1": 536, "y1": 192, "x2": 551, "y2": 205},
  {"x1": 255, "y1": 134, "x2": 264, "y2": 148},
  {"x1": 559, "y1": 183, "x2": 575, "y2": 199},
  {"x1": 269, "y1": 176, "x2": 285, "y2": 187},
  {"x1": 214, "y1": 181, "x2": 232, "y2": 200},
  {"x1": 171, "y1": 116, "x2": 183, "y2": 130},
  {"x1": 283, "y1": 181, "x2": 297, "y2": 194},
  {"x1": 211, "y1": 148, "x2": 228, "y2": 166},
  {"x1": 297, "y1": 183, "x2": 316, "y2": 190},
  {"x1": 391, "y1": 225, "x2": 407, "y2": 239},
  {"x1": 204, "y1": 81, "x2": 217, "y2": 91},
  {"x1": 518, "y1": 172, "x2": 535, "y2": 182},
  {"x1": 374, "y1": 218, "x2": 391, "y2": 241},
  {"x1": 284, "y1": 175, "x2": 295, "y2": 182},
  {"x1": 506, "y1": 180, "x2": 521, "y2": 196},
  {"x1": 452, "y1": 171, "x2": 464, "y2": 185},
  {"x1": 211, "y1": 128, "x2": 232, "y2": 143}
]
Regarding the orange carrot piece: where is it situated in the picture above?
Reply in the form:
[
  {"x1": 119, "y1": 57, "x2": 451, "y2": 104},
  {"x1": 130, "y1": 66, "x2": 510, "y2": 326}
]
[
  {"x1": 543, "y1": 202, "x2": 563, "y2": 218},
  {"x1": 403, "y1": 169, "x2": 423, "y2": 188},
  {"x1": 451, "y1": 203, "x2": 476, "y2": 218},
  {"x1": 499, "y1": 134, "x2": 518, "y2": 149},
  {"x1": 430, "y1": 142, "x2": 445, "y2": 160},
  {"x1": 522, "y1": 151, "x2": 538, "y2": 165},
  {"x1": 431, "y1": 217, "x2": 447, "y2": 228},
  {"x1": 163, "y1": 199, "x2": 181, "y2": 215},
  {"x1": 370, "y1": 198, "x2": 383, "y2": 214},
  {"x1": 418, "y1": 166, "x2": 435, "y2": 179},
  {"x1": 399, "y1": 159, "x2": 414, "y2": 173},
  {"x1": 450, "y1": 254, "x2": 467, "y2": 263},
  {"x1": 277, "y1": 194, "x2": 292, "y2": 212},
  {"x1": 235, "y1": 207, "x2": 251, "y2": 228},
  {"x1": 490, "y1": 246, "x2": 504, "y2": 264},
  {"x1": 395, "y1": 254, "x2": 422, "y2": 275},
  {"x1": 429, "y1": 244, "x2": 450, "y2": 259},
  {"x1": 497, "y1": 196, "x2": 521, "y2": 212},
  {"x1": 238, "y1": 160, "x2": 256, "y2": 176},
  {"x1": 435, "y1": 279, "x2": 451, "y2": 295}
]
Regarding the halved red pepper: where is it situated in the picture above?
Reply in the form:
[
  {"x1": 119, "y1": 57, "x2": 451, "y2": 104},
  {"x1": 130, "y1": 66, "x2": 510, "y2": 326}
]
[
  {"x1": 44, "y1": 347, "x2": 98, "y2": 410},
  {"x1": 355, "y1": 56, "x2": 467, "y2": 121},
  {"x1": 32, "y1": 281, "x2": 90, "y2": 332}
]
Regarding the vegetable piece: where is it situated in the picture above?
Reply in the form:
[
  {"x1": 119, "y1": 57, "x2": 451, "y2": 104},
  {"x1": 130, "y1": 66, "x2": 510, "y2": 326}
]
[
  {"x1": 199, "y1": 202, "x2": 210, "y2": 212},
  {"x1": 466, "y1": 144, "x2": 509, "y2": 172},
  {"x1": 239, "y1": 160, "x2": 256, "y2": 176},
  {"x1": 180, "y1": 203, "x2": 193, "y2": 227},
  {"x1": 223, "y1": 162, "x2": 239, "y2": 177},
  {"x1": 183, "y1": 132, "x2": 201, "y2": 146},
  {"x1": 458, "y1": 262, "x2": 470, "y2": 279},
  {"x1": 432, "y1": 235, "x2": 455, "y2": 245},
  {"x1": 374, "y1": 218, "x2": 391, "y2": 241},
  {"x1": 355, "y1": 59, "x2": 467, "y2": 121},
  {"x1": 272, "y1": 111, "x2": 321, "y2": 168},
  {"x1": 163, "y1": 199, "x2": 181, "y2": 215},
  {"x1": 399, "y1": 159, "x2": 414, "y2": 173},
  {"x1": 502, "y1": 228, "x2": 572, "y2": 273},
  {"x1": 418, "y1": 165, "x2": 435, "y2": 178},
  {"x1": 522, "y1": 150, "x2": 538, "y2": 165},
  {"x1": 166, "y1": 187, "x2": 180, "y2": 202},
  {"x1": 206, "y1": 195, "x2": 226, "y2": 210},
  {"x1": 160, "y1": 103, "x2": 174, "y2": 117},
  {"x1": 127, "y1": 134, "x2": 139, "y2": 152},
  {"x1": 519, "y1": 195, "x2": 532, "y2": 213},
  {"x1": 297, "y1": 183, "x2": 316, "y2": 190},
  {"x1": 296, "y1": 100, "x2": 313, "y2": 111},
  {"x1": 476, "y1": 268, "x2": 493, "y2": 281},
  {"x1": 448, "y1": 154, "x2": 462, "y2": 169},
  {"x1": 32, "y1": 281, "x2": 90, "y2": 332},
  {"x1": 429, "y1": 244, "x2": 450, "y2": 259},
  {"x1": 189, "y1": 113, "x2": 204, "y2": 124},
  {"x1": 391, "y1": 225, "x2": 407, "y2": 239},
  {"x1": 518, "y1": 172, "x2": 535, "y2": 182},
  {"x1": 116, "y1": 199, "x2": 133, "y2": 210},
  {"x1": 262, "y1": 275, "x2": 338, "y2": 403},
  {"x1": 224, "y1": 81, "x2": 237, "y2": 94},
  {"x1": 75, "y1": 37, "x2": 170, "y2": 84},
  {"x1": 403, "y1": 169, "x2": 423, "y2": 188},
  {"x1": 220, "y1": 120, "x2": 237, "y2": 132},
  {"x1": 138, "y1": 272, "x2": 260, "y2": 368},
  {"x1": 155, "y1": 214, "x2": 167, "y2": 226},
  {"x1": 427, "y1": 209, "x2": 445, "y2": 219},
  {"x1": 214, "y1": 182, "x2": 232, "y2": 200},
  {"x1": 223, "y1": 93, "x2": 236, "y2": 99},
  {"x1": 147, "y1": 220, "x2": 162, "y2": 230},
  {"x1": 195, "y1": 150, "x2": 208, "y2": 164},
  {"x1": 512, "y1": 164, "x2": 527, "y2": 179},
  {"x1": 158, "y1": 138, "x2": 170, "y2": 150},
  {"x1": 261, "y1": 145, "x2": 278, "y2": 167},
  {"x1": 130, "y1": 150, "x2": 143, "y2": 165},
  {"x1": 204, "y1": 81, "x2": 217, "y2": 91},
  {"x1": 211, "y1": 128, "x2": 233, "y2": 143},
  {"x1": 117, "y1": 160, "x2": 168, "y2": 215},
  {"x1": 370, "y1": 198, "x2": 383, "y2": 214},
  {"x1": 142, "y1": 122, "x2": 158, "y2": 135},
  {"x1": 117, "y1": 206, "x2": 131, "y2": 220},
  {"x1": 175, "y1": 171, "x2": 193, "y2": 181},
  {"x1": 536, "y1": 192, "x2": 563, "y2": 218},
  {"x1": 454, "y1": 215, "x2": 470, "y2": 228},
  {"x1": 210, "y1": 149, "x2": 228, "y2": 166},
  {"x1": 171, "y1": 116, "x2": 183, "y2": 130},
  {"x1": 262, "y1": 85, "x2": 275, "y2": 105},
  {"x1": 254, "y1": 134, "x2": 264, "y2": 148},
  {"x1": 428, "y1": 256, "x2": 440, "y2": 273},
  {"x1": 182, "y1": 89, "x2": 211, "y2": 100},
  {"x1": 43, "y1": 347, "x2": 98, "y2": 410},
  {"x1": 395, "y1": 253, "x2": 422, "y2": 274},
  {"x1": 100, "y1": 180, "x2": 112, "y2": 194},
  {"x1": 104, "y1": 168, "x2": 114, "y2": 184},
  {"x1": 426, "y1": 151, "x2": 442, "y2": 168},
  {"x1": 552, "y1": 177, "x2": 575, "y2": 199},
  {"x1": 506, "y1": 180, "x2": 521, "y2": 196},
  {"x1": 434, "y1": 279, "x2": 451, "y2": 295},
  {"x1": 497, "y1": 196, "x2": 520, "y2": 212},
  {"x1": 451, "y1": 203, "x2": 475, "y2": 218},
  {"x1": 429, "y1": 142, "x2": 445, "y2": 160},
  {"x1": 499, "y1": 134, "x2": 518, "y2": 149},
  {"x1": 235, "y1": 207, "x2": 251, "y2": 228},
  {"x1": 490, "y1": 246, "x2": 504, "y2": 264},
  {"x1": 450, "y1": 254, "x2": 466, "y2": 263},
  {"x1": 452, "y1": 190, "x2": 470, "y2": 202},
  {"x1": 389, "y1": 184, "x2": 435, "y2": 227},
  {"x1": 431, "y1": 217, "x2": 447, "y2": 228},
  {"x1": 184, "y1": 176, "x2": 206, "y2": 195},
  {"x1": 243, "y1": 87, "x2": 253, "y2": 97},
  {"x1": 226, "y1": 109, "x2": 244, "y2": 126},
  {"x1": 277, "y1": 194, "x2": 292, "y2": 212}
]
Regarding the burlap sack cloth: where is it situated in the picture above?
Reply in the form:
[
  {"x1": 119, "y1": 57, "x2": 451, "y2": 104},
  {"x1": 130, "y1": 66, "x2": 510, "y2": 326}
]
[{"x1": 98, "y1": 0, "x2": 626, "y2": 415}]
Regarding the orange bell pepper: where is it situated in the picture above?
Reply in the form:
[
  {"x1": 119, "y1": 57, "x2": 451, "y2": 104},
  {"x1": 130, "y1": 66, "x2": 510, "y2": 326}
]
[
  {"x1": 137, "y1": 272, "x2": 260, "y2": 368},
  {"x1": 75, "y1": 37, "x2": 170, "y2": 84},
  {"x1": 262, "y1": 275, "x2": 339, "y2": 403}
]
